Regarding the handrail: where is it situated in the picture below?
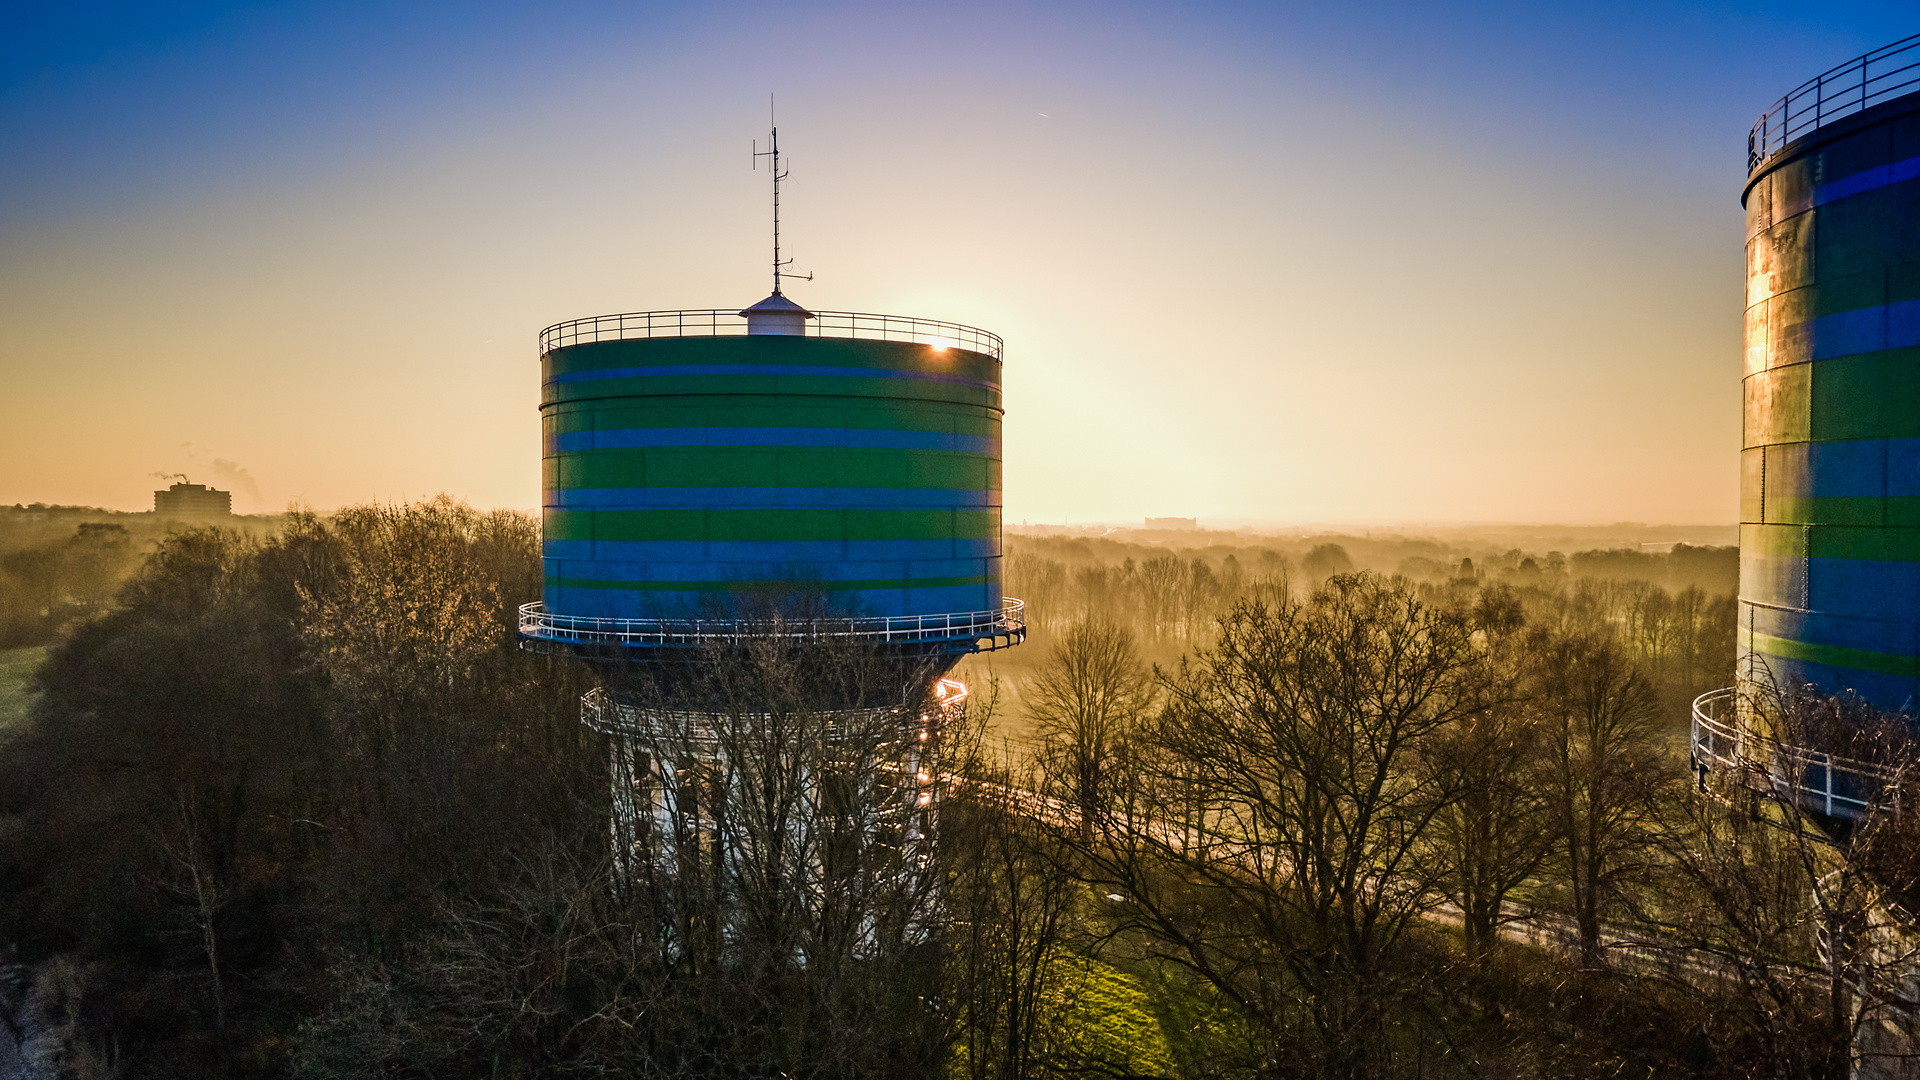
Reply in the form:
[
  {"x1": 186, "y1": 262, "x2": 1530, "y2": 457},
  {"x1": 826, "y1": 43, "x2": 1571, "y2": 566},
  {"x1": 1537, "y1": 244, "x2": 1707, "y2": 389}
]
[
  {"x1": 539, "y1": 309, "x2": 1004, "y2": 362},
  {"x1": 581, "y1": 678, "x2": 968, "y2": 740},
  {"x1": 1750, "y1": 33, "x2": 1920, "y2": 170},
  {"x1": 519, "y1": 597, "x2": 1025, "y2": 649},
  {"x1": 1690, "y1": 687, "x2": 1904, "y2": 819}
]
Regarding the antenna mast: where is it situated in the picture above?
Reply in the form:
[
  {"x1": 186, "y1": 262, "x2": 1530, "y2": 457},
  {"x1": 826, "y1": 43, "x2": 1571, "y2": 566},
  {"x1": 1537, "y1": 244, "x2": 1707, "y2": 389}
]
[{"x1": 752, "y1": 97, "x2": 811, "y2": 295}]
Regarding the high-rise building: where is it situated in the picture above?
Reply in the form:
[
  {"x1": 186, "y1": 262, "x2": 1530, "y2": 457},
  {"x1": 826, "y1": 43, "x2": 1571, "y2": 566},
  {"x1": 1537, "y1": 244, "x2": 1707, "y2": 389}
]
[{"x1": 152, "y1": 482, "x2": 232, "y2": 518}]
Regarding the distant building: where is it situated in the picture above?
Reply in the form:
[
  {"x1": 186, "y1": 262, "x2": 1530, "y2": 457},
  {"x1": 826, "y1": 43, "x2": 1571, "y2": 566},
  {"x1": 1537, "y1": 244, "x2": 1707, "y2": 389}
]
[
  {"x1": 153, "y1": 482, "x2": 232, "y2": 518},
  {"x1": 1144, "y1": 517, "x2": 1197, "y2": 530}
]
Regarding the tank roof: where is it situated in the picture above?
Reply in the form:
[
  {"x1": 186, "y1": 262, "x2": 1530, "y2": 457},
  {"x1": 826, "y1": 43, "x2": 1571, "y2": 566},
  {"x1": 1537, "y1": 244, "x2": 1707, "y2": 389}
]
[{"x1": 738, "y1": 292, "x2": 814, "y2": 319}]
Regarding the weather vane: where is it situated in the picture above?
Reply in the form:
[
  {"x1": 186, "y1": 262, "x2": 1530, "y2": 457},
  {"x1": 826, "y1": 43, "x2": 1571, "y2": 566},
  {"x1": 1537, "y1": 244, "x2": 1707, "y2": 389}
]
[{"x1": 752, "y1": 96, "x2": 812, "y2": 296}]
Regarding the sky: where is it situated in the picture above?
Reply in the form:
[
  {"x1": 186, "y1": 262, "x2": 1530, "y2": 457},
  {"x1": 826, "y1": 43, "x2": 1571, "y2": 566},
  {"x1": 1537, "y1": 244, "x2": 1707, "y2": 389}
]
[{"x1": 0, "y1": 1, "x2": 1915, "y2": 526}]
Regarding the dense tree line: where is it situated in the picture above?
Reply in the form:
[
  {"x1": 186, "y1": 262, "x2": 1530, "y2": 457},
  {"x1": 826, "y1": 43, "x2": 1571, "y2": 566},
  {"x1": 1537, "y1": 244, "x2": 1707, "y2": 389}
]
[
  {"x1": 0, "y1": 501, "x2": 1065, "y2": 1077},
  {"x1": 0, "y1": 500, "x2": 600, "y2": 1076},
  {"x1": 0, "y1": 523, "x2": 139, "y2": 647},
  {"x1": 0, "y1": 505, "x2": 1907, "y2": 1078}
]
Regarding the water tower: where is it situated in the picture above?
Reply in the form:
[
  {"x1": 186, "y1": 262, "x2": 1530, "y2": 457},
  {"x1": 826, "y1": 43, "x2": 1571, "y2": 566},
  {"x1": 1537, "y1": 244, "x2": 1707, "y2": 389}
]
[
  {"x1": 1695, "y1": 35, "x2": 1920, "y2": 817},
  {"x1": 519, "y1": 124, "x2": 1023, "y2": 898}
]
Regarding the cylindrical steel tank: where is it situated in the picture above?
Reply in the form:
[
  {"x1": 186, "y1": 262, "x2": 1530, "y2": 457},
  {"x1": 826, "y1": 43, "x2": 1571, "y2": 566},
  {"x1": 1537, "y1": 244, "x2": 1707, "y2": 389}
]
[
  {"x1": 534, "y1": 306, "x2": 1005, "y2": 628},
  {"x1": 1741, "y1": 48, "x2": 1920, "y2": 710}
]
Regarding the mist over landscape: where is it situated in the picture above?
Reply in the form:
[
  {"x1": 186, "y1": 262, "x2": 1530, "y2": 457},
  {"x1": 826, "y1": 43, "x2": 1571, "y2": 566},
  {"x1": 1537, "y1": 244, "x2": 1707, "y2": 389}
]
[{"x1": 0, "y1": 500, "x2": 1768, "y2": 1077}]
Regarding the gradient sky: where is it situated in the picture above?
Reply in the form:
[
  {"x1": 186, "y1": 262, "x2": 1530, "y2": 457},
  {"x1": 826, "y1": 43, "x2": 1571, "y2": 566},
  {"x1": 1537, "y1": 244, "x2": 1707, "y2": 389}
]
[{"x1": 1, "y1": 1, "x2": 1914, "y2": 524}]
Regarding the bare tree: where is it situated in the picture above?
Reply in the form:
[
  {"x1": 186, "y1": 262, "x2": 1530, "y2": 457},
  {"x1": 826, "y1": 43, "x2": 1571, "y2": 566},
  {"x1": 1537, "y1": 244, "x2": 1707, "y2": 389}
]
[
  {"x1": 1426, "y1": 695, "x2": 1553, "y2": 960},
  {"x1": 1533, "y1": 628, "x2": 1667, "y2": 965},
  {"x1": 1025, "y1": 619, "x2": 1155, "y2": 843},
  {"x1": 1139, "y1": 556, "x2": 1183, "y2": 642},
  {"x1": 1177, "y1": 558, "x2": 1222, "y2": 644},
  {"x1": 1007, "y1": 555, "x2": 1071, "y2": 636},
  {"x1": 148, "y1": 788, "x2": 228, "y2": 1044},
  {"x1": 1052, "y1": 574, "x2": 1488, "y2": 1077},
  {"x1": 1421, "y1": 595, "x2": 1554, "y2": 960},
  {"x1": 592, "y1": 629, "x2": 955, "y2": 1078},
  {"x1": 944, "y1": 748, "x2": 1080, "y2": 1080}
]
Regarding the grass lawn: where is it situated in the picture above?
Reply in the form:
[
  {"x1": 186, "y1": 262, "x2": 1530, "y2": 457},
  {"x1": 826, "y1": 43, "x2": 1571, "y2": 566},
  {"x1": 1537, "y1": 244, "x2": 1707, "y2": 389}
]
[{"x1": 0, "y1": 645, "x2": 46, "y2": 734}]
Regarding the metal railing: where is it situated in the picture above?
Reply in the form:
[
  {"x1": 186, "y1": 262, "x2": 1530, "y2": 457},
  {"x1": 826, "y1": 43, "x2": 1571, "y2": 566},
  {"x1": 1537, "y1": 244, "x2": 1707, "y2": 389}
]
[
  {"x1": 520, "y1": 597, "x2": 1025, "y2": 650},
  {"x1": 1750, "y1": 33, "x2": 1920, "y2": 169},
  {"x1": 581, "y1": 678, "x2": 968, "y2": 741},
  {"x1": 1691, "y1": 687, "x2": 1905, "y2": 819},
  {"x1": 540, "y1": 309, "x2": 1004, "y2": 361}
]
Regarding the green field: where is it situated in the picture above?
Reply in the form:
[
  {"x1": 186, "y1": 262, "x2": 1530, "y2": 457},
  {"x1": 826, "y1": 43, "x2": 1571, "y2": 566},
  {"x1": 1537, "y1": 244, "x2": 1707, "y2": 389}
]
[{"x1": 0, "y1": 646, "x2": 45, "y2": 733}]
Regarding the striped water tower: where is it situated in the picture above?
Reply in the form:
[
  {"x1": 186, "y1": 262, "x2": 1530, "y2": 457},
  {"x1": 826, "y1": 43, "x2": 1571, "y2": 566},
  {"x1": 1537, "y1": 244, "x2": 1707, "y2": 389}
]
[
  {"x1": 532, "y1": 298, "x2": 1010, "y2": 627},
  {"x1": 1694, "y1": 35, "x2": 1920, "y2": 819},
  {"x1": 1738, "y1": 35, "x2": 1920, "y2": 711},
  {"x1": 518, "y1": 123, "x2": 1023, "y2": 891}
]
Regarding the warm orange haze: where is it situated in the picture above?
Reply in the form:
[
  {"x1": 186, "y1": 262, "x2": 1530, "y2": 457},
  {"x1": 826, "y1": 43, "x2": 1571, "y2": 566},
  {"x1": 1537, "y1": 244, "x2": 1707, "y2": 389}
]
[{"x1": 8, "y1": 2, "x2": 1879, "y2": 527}]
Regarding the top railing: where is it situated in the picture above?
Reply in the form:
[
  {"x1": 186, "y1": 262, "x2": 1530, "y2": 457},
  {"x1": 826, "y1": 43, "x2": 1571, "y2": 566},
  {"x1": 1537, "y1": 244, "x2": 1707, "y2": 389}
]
[
  {"x1": 540, "y1": 309, "x2": 1004, "y2": 362},
  {"x1": 1750, "y1": 33, "x2": 1920, "y2": 170}
]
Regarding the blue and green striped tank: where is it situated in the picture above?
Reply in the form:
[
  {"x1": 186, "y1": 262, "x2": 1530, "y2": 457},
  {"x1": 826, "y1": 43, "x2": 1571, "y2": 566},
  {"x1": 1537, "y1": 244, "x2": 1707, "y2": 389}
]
[
  {"x1": 538, "y1": 312, "x2": 1004, "y2": 623},
  {"x1": 1741, "y1": 86, "x2": 1920, "y2": 708}
]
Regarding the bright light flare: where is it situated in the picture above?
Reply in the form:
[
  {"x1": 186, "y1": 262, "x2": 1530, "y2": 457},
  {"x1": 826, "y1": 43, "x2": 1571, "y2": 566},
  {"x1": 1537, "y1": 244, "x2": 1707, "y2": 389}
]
[{"x1": 927, "y1": 336, "x2": 957, "y2": 353}]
